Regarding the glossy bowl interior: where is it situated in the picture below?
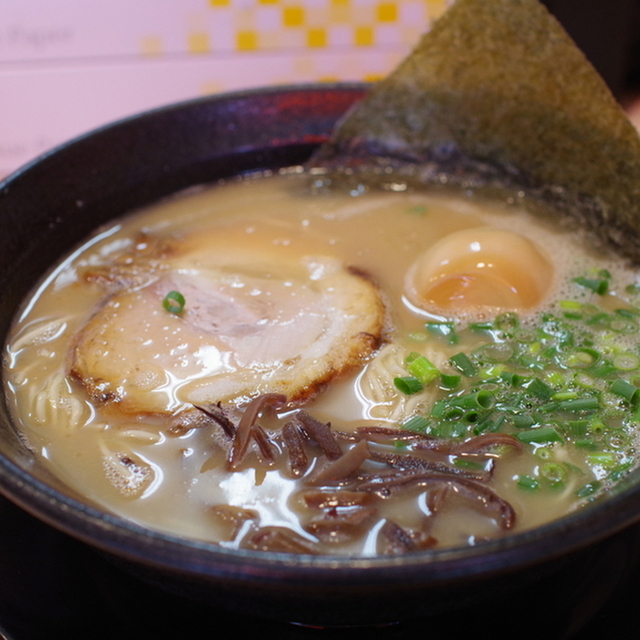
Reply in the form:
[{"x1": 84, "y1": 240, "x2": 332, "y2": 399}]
[{"x1": 2, "y1": 85, "x2": 640, "y2": 626}]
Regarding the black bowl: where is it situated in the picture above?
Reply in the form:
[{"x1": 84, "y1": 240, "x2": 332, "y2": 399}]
[{"x1": 2, "y1": 85, "x2": 640, "y2": 630}]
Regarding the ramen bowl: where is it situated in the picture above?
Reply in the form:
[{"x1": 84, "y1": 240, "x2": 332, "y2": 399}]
[{"x1": 2, "y1": 85, "x2": 640, "y2": 629}]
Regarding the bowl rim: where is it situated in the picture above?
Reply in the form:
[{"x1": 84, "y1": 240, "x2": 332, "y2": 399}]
[
  {"x1": 2, "y1": 82, "x2": 640, "y2": 586},
  {"x1": 0, "y1": 81, "x2": 368, "y2": 191}
]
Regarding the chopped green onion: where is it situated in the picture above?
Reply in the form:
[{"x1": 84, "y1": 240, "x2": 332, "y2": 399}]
[
  {"x1": 430, "y1": 401, "x2": 447, "y2": 418},
  {"x1": 401, "y1": 415, "x2": 430, "y2": 433},
  {"x1": 614, "y1": 307, "x2": 640, "y2": 318},
  {"x1": 609, "y1": 462, "x2": 634, "y2": 481},
  {"x1": 527, "y1": 377, "x2": 554, "y2": 401},
  {"x1": 450, "y1": 352, "x2": 477, "y2": 377},
  {"x1": 612, "y1": 352, "x2": 640, "y2": 371},
  {"x1": 608, "y1": 316, "x2": 638, "y2": 333},
  {"x1": 575, "y1": 438, "x2": 598, "y2": 450},
  {"x1": 590, "y1": 362, "x2": 619, "y2": 378},
  {"x1": 473, "y1": 415, "x2": 499, "y2": 435},
  {"x1": 586, "y1": 452, "x2": 618, "y2": 469},
  {"x1": 462, "y1": 410, "x2": 483, "y2": 424},
  {"x1": 449, "y1": 390, "x2": 495, "y2": 410},
  {"x1": 573, "y1": 276, "x2": 609, "y2": 295},
  {"x1": 586, "y1": 313, "x2": 610, "y2": 328},
  {"x1": 540, "y1": 462, "x2": 567, "y2": 485},
  {"x1": 556, "y1": 397, "x2": 600, "y2": 412},
  {"x1": 519, "y1": 353, "x2": 544, "y2": 371},
  {"x1": 545, "y1": 371, "x2": 566, "y2": 387},
  {"x1": 452, "y1": 457, "x2": 486, "y2": 471},
  {"x1": 610, "y1": 379, "x2": 640, "y2": 404},
  {"x1": 442, "y1": 406, "x2": 465, "y2": 421},
  {"x1": 588, "y1": 416, "x2": 607, "y2": 434},
  {"x1": 479, "y1": 364, "x2": 504, "y2": 383},
  {"x1": 535, "y1": 447, "x2": 553, "y2": 460},
  {"x1": 406, "y1": 353, "x2": 440, "y2": 385},
  {"x1": 478, "y1": 365, "x2": 504, "y2": 380},
  {"x1": 560, "y1": 300, "x2": 582, "y2": 310},
  {"x1": 516, "y1": 426, "x2": 563, "y2": 444},
  {"x1": 162, "y1": 290, "x2": 186, "y2": 314},
  {"x1": 559, "y1": 348, "x2": 599, "y2": 369},
  {"x1": 567, "y1": 419, "x2": 588, "y2": 436},
  {"x1": 573, "y1": 372, "x2": 596, "y2": 388},
  {"x1": 551, "y1": 391, "x2": 578, "y2": 401},
  {"x1": 469, "y1": 321, "x2": 494, "y2": 332},
  {"x1": 500, "y1": 371, "x2": 529, "y2": 387},
  {"x1": 528, "y1": 341, "x2": 542, "y2": 354},
  {"x1": 577, "y1": 481, "x2": 602, "y2": 497},
  {"x1": 394, "y1": 376, "x2": 424, "y2": 395},
  {"x1": 430, "y1": 421, "x2": 467, "y2": 438},
  {"x1": 440, "y1": 373, "x2": 461, "y2": 389},
  {"x1": 512, "y1": 414, "x2": 536, "y2": 429},
  {"x1": 517, "y1": 475, "x2": 540, "y2": 491}
]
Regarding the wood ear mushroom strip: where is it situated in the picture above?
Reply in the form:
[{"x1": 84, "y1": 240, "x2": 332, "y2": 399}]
[{"x1": 227, "y1": 393, "x2": 286, "y2": 470}]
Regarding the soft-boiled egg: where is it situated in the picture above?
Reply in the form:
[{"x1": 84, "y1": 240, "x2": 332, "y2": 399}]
[{"x1": 405, "y1": 227, "x2": 553, "y2": 313}]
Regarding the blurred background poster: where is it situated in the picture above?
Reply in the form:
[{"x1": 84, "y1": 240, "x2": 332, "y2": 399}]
[
  {"x1": 2, "y1": 0, "x2": 640, "y2": 179},
  {"x1": 0, "y1": 0, "x2": 451, "y2": 178}
]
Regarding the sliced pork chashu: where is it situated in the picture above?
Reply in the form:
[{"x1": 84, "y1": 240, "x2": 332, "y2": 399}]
[{"x1": 70, "y1": 254, "x2": 385, "y2": 415}]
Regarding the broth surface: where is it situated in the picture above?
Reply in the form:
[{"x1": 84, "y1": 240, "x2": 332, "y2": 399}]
[{"x1": 6, "y1": 170, "x2": 640, "y2": 555}]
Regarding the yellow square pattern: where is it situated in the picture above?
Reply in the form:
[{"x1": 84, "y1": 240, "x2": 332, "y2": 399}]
[
  {"x1": 172, "y1": 0, "x2": 452, "y2": 87},
  {"x1": 237, "y1": 30, "x2": 259, "y2": 51},
  {"x1": 377, "y1": 3, "x2": 398, "y2": 22},
  {"x1": 283, "y1": 6, "x2": 305, "y2": 27},
  {"x1": 203, "y1": 0, "x2": 450, "y2": 55},
  {"x1": 354, "y1": 26, "x2": 374, "y2": 47},
  {"x1": 307, "y1": 28, "x2": 327, "y2": 48}
]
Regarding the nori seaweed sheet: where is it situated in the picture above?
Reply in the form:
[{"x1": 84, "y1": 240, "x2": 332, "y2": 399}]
[{"x1": 312, "y1": 0, "x2": 640, "y2": 261}]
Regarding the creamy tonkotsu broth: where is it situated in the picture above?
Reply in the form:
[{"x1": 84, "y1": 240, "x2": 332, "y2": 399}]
[{"x1": 6, "y1": 170, "x2": 640, "y2": 555}]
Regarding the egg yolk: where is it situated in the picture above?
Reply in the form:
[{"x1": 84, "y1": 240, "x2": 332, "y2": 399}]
[{"x1": 406, "y1": 227, "x2": 553, "y2": 312}]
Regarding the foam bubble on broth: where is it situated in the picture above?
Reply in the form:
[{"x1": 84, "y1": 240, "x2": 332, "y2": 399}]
[{"x1": 5, "y1": 171, "x2": 640, "y2": 555}]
